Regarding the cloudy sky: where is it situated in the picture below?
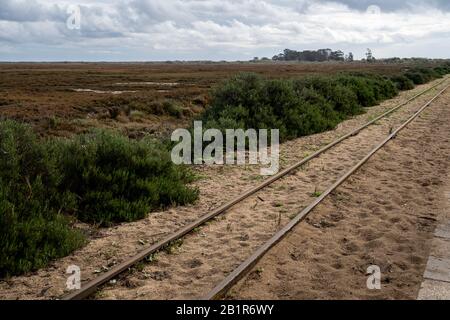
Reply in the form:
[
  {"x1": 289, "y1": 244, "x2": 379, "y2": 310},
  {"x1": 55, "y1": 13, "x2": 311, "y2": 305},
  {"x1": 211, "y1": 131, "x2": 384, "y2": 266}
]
[{"x1": 1, "y1": 0, "x2": 449, "y2": 61}]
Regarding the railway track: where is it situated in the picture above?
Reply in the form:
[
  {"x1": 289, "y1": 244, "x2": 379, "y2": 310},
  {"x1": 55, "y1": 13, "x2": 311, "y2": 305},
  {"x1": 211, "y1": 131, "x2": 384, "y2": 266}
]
[
  {"x1": 204, "y1": 82, "x2": 450, "y2": 300},
  {"x1": 63, "y1": 77, "x2": 449, "y2": 300}
]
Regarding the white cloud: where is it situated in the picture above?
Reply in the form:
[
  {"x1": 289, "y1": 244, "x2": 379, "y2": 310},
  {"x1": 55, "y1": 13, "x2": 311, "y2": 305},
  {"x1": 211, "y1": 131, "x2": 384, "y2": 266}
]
[{"x1": 0, "y1": 0, "x2": 449, "y2": 60}]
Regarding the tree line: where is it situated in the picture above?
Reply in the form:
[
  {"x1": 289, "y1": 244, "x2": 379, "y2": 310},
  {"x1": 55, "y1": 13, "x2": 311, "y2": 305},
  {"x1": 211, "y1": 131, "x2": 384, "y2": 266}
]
[
  {"x1": 271, "y1": 48, "x2": 354, "y2": 62},
  {"x1": 252, "y1": 48, "x2": 379, "y2": 63}
]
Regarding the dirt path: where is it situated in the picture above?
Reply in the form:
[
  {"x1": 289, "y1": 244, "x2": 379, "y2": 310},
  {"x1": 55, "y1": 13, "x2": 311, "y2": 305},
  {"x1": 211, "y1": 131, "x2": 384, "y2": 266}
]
[
  {"x1": 229, "y1": 88, "x2": 450, "y2": 300},
  {"x1": 0, "y1": 78, "x2": 447, "y2": 300}
]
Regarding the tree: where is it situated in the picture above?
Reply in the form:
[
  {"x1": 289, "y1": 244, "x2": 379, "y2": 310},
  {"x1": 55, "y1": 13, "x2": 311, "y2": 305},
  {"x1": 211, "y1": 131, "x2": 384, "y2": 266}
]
[
  {"x1": 271, "y1": 48, "x2": 348, "y2": 62},
  {"x1": 366, "y1": 48, "x2": 376, "y2": 62},
  {"x1": 318, "y1": 49, "x2": 332, "y2": 60},
  {"x1": 346, "y1": 52, "x2": 354, "y2": 62},
  {"x1": 272, "y1": 54, "x2": 284, "y2": 61},
  {"x1": 330, "y1": 50, "x2": 345, "y2": 61}
]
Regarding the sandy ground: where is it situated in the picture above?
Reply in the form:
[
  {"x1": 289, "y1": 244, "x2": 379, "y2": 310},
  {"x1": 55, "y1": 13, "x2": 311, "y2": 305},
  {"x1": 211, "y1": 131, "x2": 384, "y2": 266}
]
[
  {"x1": 230, "y1": 87, "x2": 450, "y2": 300},
  {"x1": 0, "y1": 77, "x2": 447, "y2": 300}
]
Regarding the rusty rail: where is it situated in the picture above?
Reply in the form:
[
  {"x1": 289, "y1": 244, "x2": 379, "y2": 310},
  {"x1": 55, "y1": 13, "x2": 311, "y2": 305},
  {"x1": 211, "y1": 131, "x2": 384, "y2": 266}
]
[
  {"x1": 203, "y1": 83, "x2": 450, "y2": 300},
  {"x1": 62, "y1": 78, "x2": 448, "y2": 300}
]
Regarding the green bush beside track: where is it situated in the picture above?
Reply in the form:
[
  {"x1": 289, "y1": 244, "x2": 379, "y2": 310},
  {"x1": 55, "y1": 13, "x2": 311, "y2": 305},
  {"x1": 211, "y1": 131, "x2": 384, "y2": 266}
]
[{"x1": 0, "y1": 122, "x2": 198, "y2": 277}]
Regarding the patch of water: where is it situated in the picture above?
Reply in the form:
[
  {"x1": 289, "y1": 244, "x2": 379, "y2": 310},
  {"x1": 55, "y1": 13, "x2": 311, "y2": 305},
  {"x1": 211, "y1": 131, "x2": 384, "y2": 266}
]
[
  {"x1": 114, "y1": 82, "x2": 179, "y2": 86},
  {"x1": 73, "y1": 89, "x2": 137, "y2": 95}
]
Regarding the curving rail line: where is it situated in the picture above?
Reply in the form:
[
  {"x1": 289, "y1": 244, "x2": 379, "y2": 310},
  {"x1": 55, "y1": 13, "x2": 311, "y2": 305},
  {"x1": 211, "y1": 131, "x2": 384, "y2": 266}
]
[
  {"x1": 204, "y1": 82, "x2": 450, "y2": 300},
  {"x1": 63, "y1": 77, "x2": 449, "y2": 300}
]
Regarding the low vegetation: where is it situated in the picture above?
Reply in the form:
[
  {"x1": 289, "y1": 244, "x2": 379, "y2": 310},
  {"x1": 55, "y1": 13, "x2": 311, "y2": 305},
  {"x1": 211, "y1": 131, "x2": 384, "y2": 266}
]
[
  {"x1": 390, "y1": 75, "x2": 415, "y2": 91},
  {"x1": 0, "y1": 121, "x2": 84, "y2": 277},
  {"x1": 201, "y1": 64, "x2": 449, "y2": 142},
  {"x1": 54, "y1": 130, "x2": 198, "y2": 225},
  {"x1": 0, "y1": 121, "x2": 198, "y2": 277},
  {"x1": 201, "y1": 73, "x2": 398, "y2": 141},
  {"x1": 404, "y1": 65, "x2": 450, "y2": 85},
  {"x1": 87, "y1": 97, "x2": 188, "y2": 120}
]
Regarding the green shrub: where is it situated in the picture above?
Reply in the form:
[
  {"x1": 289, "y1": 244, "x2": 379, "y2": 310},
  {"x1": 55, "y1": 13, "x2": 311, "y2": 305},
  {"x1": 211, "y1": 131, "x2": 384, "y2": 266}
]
[
  {"x1": 201, "y1": 73, "x2": 398, "y2": 142},
  {"x1": 88, "y1": 97, "x2": 188, "y2": 119},
  {"x1": 293, "y1": 77, "x2": 361, "y2": 116},
  {"x1": 54, "y1": 130, "x2": 199, "y2": 226},
  {"x1": 404, "y1": 72, "x2": 426, "y2": 85},
  {"x1": 417, "y1": 68, "x2": 440, "y2": 81},
  {"x1": 0, "y1": 120, "x2": 199, "y2": 276},
  {"x1": 163, "y1": 101, "x2": 184, "y2": 119},
  {"x1": 404, "y1": 67, "x2": 441, "y2": 85},
  {"x1": 376, "y1": 76, "x2": 399, "y2": 99},
  {"x1": 336, "y1": 76, "x2": 377, "y2": 107},
  {"x1": 0, "y1": 120, "x2": 84, "y2": 277},
  {"x1": 437, "y1": 64, "x2": 450, "y2": 75},
  {"x1": 200, "y1": 64, "x2": 450, "y2": 144},
  {"x1": 202, "y1": 74, "x2": 279, "y2": 133},
  {"x1": 434, "y1": 66, "x2": 448, "y2": 76},
  {"x1": 290, "y1": 88, "x2": 340, "y2": 138},
  {"x1": 391, "y1": 75, "x2": 415, "y2": 91}
]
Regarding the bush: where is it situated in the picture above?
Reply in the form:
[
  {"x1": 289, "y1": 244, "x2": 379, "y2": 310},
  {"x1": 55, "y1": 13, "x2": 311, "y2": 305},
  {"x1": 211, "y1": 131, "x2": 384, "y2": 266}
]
[
  {"x1": 54, "y1": 130, "x2": 198, "y2": 226},
  {"x1": 201, "y1": 73, "x2": 398, "y2": 142},
  {"x1": 375, "y1": 76, "x2": 399, "y2": 99},
  {"x1": 293, "y1": 77, "x2": 361, "y2": 116},
  {"x1": 434, "y1": 64, "x2": 450, "y2": 76},
  {"x1": 335, "y1": 75, "x2": 378, "y2": 107},
  {"x1": 87, "y1": 97, "x2": 188, "y2": 119},
  {"x1": 391, "y1": 75, "x2": 415, "y2": 91},
  {"x1": 200, "y1": 64, "x2": 450, "y2": 143},
  {"x1": 290, "y1": 88, "x2": 340, "y2": 138},
  {"x1": 434, "y1": 66, "x2": 448, "y2": 76},
  {"x1": 417, "y1": 68, "x2": 440, "y2": 81},
  {"x1": 404, "y1": 67, "x2": 441, "y2": 85},
  {"x1": 162, "y1": 100, "x2": 184, "y2": 119},
  {"x1": 0, "y1": 120, "x2": 199, "y2": 276},
  {"x1": 404, "y1": 72, "x2": 426, "y2": 85},
  {"x1": 0, "y1": 120, "x2": 84, "y2": 277}
]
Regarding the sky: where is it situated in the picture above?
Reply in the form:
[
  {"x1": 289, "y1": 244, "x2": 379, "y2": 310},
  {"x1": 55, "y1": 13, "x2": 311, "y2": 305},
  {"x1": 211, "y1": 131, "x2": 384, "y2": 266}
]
[{"x1": 0, "y1": 0, "x2": 449, "y2": 61}]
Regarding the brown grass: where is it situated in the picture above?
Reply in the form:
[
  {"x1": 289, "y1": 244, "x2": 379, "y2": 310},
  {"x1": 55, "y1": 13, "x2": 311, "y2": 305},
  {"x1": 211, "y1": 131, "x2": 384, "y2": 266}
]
[{"x1": 0, "y1": 61, "x2": 414, "y2": 137}]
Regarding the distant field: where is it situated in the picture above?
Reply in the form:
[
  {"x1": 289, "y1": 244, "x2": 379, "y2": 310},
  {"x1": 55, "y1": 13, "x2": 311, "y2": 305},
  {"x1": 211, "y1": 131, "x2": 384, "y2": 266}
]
[{"x1": 0, "y1": 62, "x2": 434, "y2": 137}]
